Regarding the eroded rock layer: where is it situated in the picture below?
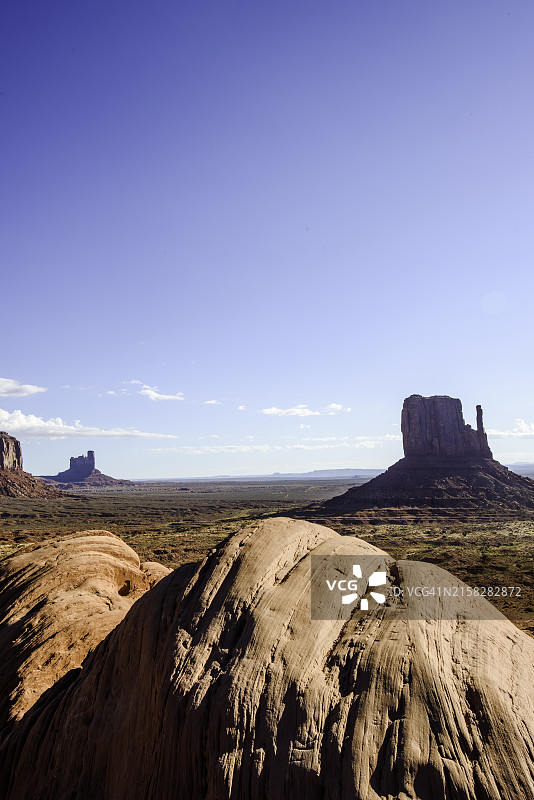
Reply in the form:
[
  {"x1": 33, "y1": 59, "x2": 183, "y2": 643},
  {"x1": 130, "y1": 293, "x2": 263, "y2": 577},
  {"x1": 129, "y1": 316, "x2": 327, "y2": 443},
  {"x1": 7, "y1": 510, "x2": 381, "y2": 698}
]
[
  {"x1": 0, "y1": 531, "x2": 169, "y2": 731},
  {"x1": 0, "y1": 432, "x2": 62, "y2": 497},
  {"x1": 1, "y1": 519, "x2": 533, "y2": 800},
  {"x1": 320, "y1": 456, "x2": 534, "y2": 515},
  {"x1": 0, "y1": 433, "x2": 23, "y2": 471},
  {"x1": 0, "y1": 469, "x2": 64, "y2": 498},
  {"x1": 402, "y1": 395, "x2": 492, "y2": 459}
]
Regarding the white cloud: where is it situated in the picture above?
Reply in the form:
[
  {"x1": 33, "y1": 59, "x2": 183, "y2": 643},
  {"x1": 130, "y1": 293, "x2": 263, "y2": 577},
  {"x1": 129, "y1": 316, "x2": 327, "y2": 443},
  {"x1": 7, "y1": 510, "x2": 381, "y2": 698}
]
[
  {"x1": 261, "y1": 403, "x2": 349, "y2": 417},
  {"x1": 121, "y1": 380, "x2": 184, "y2": 402},
  {"x1": 0, "y1": 409, "x2": 178, "y2": 440},
  {"x1": 204, "y1": 400, "x2": 221, "y2": 405},
  {"x1": 238, "y1": 405, "x2": 247, "y2": 411},
  {"x1": 139, "y1": 386, "x2": 184, "y2": 402},
  {"x1": 302, "y1": 436, "x2": 348, "y2": 442},
  {"x1": 261, "y1": 405, "x2": 321, "y2": 417},
  {"x1": 291, "y1": 440, "x2": 377, "y2": 451},
  {"x1": 148, "y1": 444, "x2": 272, "y2": 455},
  {"x1": 148, "y1": 433, "x2": 401, "y2": 455},
  {"x1": 0, "y1": 378, "x2": 46, "y2": 398},
  {"x1": 488, "y1": 419, "x2": 534, "y2": 438}
]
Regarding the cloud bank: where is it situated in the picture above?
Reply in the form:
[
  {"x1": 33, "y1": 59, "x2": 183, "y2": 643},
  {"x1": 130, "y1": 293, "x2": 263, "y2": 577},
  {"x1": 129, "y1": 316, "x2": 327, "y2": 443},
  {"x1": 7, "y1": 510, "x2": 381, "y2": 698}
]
[
  {"x1": 0, "y1": 409, "x2": 178, "y2": 440},
  {"x1": 148, "y1": 434, "x2": 400, "y2": 455},
  {"x1": 488, "y1": 420, "x2": 534, "y2": 438}
]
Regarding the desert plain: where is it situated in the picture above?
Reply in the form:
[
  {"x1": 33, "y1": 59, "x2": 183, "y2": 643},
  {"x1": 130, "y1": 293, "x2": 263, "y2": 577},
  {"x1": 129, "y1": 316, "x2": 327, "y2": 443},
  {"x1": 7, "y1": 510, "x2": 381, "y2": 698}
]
[{"x1": 1, "y1": 477, "x2": 533, "y2": 633}]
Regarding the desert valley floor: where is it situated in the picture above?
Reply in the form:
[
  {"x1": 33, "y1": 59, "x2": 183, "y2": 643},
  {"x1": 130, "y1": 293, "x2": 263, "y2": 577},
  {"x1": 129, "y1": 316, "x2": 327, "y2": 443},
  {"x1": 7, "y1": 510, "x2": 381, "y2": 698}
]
[{"x1": 1, "y1": 478, "x2": 533, "y2": 633}]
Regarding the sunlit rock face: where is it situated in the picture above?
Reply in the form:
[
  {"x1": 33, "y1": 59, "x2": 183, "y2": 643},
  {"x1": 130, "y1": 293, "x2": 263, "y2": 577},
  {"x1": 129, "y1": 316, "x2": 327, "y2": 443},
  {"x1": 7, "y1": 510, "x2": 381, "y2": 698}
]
[
  {"x1": 0, "y1": 432, "x2": 23, "y2": 471},
  {"x1": 1, "y1": 518, "x2": 533, "y2": 800},
  {"x1": 0, "y1": 432, "x2": 62, "y2": 498},
  {"x1": 0, "y1": 531, "x2": 169, "y2": 731}
]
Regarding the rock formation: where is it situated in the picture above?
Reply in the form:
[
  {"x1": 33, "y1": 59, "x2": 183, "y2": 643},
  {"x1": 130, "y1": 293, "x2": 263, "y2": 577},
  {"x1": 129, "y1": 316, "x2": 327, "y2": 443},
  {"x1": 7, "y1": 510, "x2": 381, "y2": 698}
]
[
  {"x1": 0, "y1": 433, "x2": 23, "y2": 471},
  {"x1": 60, "y1": 449, "x2": 96, "y2": 480},
  {"x1": 42, "y1": 450, "x2": 133, "y2": 487},
  {"x1": 0, "y1": 531, "x2": 170, "y2": 732},
  {"x1": 0, "y1": 432, "x2": 62, "y2": 498},
  {"x1": 315, "y1": 395, "x2": 534, "y2": 518},
  {"x1": 402, "y1": 395, "x2": 492, "y2": 459},
  {"x1": 1, "y1": 518, "x2": 533, "y2": 800}
]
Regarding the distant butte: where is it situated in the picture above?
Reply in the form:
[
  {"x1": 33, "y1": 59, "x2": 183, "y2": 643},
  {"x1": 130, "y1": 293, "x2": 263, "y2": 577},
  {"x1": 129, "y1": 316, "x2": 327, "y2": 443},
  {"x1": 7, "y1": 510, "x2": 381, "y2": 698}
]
[
  {"x1": 41, "y1": 450, "x2": 133, "y2": 488},
  {"x1": 312, "y1": 395, "x2": 534, "y2": 519},
  {"x1": 0, "y1": 432, "x2": 62, "y2": 498}
]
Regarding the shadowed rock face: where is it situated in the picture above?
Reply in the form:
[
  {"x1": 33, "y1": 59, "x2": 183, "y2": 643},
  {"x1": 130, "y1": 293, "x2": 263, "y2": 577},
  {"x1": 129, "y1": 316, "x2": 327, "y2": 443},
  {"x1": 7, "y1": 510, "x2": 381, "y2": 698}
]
[
  {"x1": 318, "y1": 395, "x2": 534, "y2": 517},
  {"x1": 42, "y1": 450, "x2": 133, "y2": 486},
  {"x1": 1, "y1": 519, "x2": 533, "y2": 800},
  {"x1": 59, "y1": 450, "x2": 96, "y2": 480},
  {"x1": 402, "y1": 395, "x2": 492, "y2": 459}
]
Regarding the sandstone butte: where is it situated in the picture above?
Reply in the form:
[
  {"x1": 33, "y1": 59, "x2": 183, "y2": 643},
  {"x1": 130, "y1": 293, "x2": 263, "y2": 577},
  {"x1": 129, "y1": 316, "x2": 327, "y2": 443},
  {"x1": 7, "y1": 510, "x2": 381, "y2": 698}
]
[
  {"x1": 0, "y1": 518, "x2": 533, "y2": 800},
  {"x1": 0, "y1": 432, "x2": 62, "y2": 498},
  {"x1": 317, "y1": 394, "x2": 534, "y2": 516},
  {"x1": 40, "y1": 449, "x2": 133, "y2": 487}
]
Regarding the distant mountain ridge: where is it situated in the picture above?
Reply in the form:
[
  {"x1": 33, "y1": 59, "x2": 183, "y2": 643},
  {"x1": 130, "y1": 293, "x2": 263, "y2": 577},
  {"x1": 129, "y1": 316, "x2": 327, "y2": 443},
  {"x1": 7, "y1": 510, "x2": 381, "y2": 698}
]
[{"x1": 135, "y1": 468, "x2": 385, "y2": 483}]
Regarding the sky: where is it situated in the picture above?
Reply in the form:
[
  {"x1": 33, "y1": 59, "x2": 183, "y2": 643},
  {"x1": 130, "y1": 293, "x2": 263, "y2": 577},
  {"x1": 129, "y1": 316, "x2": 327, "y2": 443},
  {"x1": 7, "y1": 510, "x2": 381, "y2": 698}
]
[{"x1": 2, "y1": 1, "x2": 534, "y2": 479}]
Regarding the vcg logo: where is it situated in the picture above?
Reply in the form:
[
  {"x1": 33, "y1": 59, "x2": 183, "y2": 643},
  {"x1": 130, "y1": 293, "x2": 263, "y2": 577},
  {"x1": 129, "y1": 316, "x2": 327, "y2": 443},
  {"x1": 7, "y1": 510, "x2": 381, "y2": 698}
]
[{"x1": 326, "y1": 563, "x2": 388, "y2": 611}]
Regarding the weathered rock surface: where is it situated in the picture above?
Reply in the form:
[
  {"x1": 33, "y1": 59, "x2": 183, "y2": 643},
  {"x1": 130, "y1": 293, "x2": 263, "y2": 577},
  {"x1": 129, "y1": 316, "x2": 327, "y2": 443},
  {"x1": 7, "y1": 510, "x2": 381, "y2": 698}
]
[
  {"x1": 402, "y1": 395, "x2": 492, "y2": 459},
  {"x1": 1, "y1": 518, "x2": 533, "y2": 800},
  {"x1": 0, "y1": 433, "x2": 23, "y2": 471},
  {"x1": 0, "y1": 469, "x2": 64, "y2": 498},
  {"x1": 41, "y1": 450, "x2": 133, "y2": 487},
  {"x1": 0, "y1": 432, "x2": 63, "y2": 498},
  {"x1": 316, "y1": 395, "x2": 534, "y2": 518},
  {"x1": 0, "y1": 531, "x2": 169, "y2": 732}
]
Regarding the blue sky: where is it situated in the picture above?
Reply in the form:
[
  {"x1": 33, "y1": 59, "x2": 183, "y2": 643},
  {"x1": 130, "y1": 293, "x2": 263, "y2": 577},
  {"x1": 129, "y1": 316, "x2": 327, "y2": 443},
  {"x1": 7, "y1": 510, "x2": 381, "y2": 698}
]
[{"x1": 2, "y1": 1, "x2": 534, "y2": 478}]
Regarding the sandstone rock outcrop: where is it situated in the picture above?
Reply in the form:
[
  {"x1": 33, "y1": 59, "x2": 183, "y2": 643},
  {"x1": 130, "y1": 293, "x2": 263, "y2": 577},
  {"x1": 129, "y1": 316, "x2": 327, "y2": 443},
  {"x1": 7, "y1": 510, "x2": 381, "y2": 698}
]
[
  {"x1": 1, "y1": 518, "x2": 533, "y2": 799},
  {"x1": 402, "y1": 395, "x2": 492, "y2": 459},
  {"x1": 42, "y1": 450, "x2": 133, "y2": 487},
  {"x1": 60, "y1": 449, "x2": 96, "y2": 480},
  {"x1": 317, "y1": 395, "x2": 534, "y2": 517},
  {"x1": 0, "y1": 433, "x2": 23, "y2": 471},
  {"x1": 0, "y1": 531, "x2": 170, "y2": 732},
  {"x1": 0, "y1": 432, "x2": 62, "y2": 498}
]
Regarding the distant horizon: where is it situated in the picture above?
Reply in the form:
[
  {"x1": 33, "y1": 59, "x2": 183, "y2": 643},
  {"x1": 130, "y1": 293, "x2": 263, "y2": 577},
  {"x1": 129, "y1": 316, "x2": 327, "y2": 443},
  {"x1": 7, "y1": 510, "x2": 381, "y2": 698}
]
[{"x1": 32, "y1": 457, "x2": 534, "y2": 484}]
